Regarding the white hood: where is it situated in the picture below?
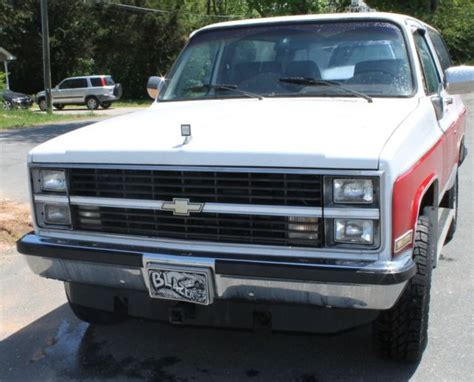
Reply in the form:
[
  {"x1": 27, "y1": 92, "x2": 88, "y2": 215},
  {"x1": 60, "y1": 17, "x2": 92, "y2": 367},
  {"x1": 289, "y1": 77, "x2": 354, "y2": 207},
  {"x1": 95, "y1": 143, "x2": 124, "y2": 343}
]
[{"x1": 30, "y1": 97, "x2": 419, "y2": 169}]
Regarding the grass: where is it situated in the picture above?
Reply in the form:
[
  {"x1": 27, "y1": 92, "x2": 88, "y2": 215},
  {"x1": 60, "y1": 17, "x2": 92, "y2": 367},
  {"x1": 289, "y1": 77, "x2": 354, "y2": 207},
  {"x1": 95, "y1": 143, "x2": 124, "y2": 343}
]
[
  {"x1": 0, "y1": 99, "x2": 149, "y2": 130},
  {"x1": 0, "y1": 109, "x2": 97, "y2": 130},
  {"x1": 112, "y1": 99, "x2": 152, "y2": 108}
]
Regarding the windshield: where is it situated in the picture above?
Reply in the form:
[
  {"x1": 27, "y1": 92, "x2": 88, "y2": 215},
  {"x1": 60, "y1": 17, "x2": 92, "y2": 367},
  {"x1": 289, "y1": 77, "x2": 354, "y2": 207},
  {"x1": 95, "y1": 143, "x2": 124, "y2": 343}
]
[{"x1": 160, "y1": 20, "x2": 413, "y2": 101}]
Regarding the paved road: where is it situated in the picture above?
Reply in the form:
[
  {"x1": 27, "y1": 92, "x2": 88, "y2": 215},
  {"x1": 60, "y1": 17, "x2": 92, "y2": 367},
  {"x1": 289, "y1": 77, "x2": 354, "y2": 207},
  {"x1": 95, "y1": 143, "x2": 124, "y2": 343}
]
[
  {"x1": 0, "y1": 107, "x2": 145, "y2": 202},
  {"x1": 0, "y1": 97, "x2": 473, "y2": 381}
]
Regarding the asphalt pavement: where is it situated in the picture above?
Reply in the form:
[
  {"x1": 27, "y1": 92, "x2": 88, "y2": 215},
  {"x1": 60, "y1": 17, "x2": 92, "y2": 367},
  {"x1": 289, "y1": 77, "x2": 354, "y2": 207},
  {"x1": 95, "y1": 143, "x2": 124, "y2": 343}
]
[
  {"x1": 0, "y1": 107, "x2": 145, "y2": 202},
  {"x1": 0, "y1": 97, "x2": 473, "y2": 381}
]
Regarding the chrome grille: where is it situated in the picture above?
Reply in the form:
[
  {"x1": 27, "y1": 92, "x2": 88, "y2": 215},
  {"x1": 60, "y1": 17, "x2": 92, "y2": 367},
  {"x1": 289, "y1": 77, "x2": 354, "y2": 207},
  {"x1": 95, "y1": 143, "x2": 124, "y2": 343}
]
[
  {"x1": 72, "y1": 206, "x2": 323, "y2": 248},
  {"x1": 69, "y1": 168, "x2": 323, "y2": 207}
]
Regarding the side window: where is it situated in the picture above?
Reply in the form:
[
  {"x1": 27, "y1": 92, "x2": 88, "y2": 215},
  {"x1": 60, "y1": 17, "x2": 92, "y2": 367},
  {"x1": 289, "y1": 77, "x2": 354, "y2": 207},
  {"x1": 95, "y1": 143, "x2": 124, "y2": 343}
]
[
  {"x1": 69, "y1": 79, "x2": 88, "y2": 88},
  {"x1": 414, "y1": 32, "x2": 441, "y2": 95},
  {"x1": 428, "y1": 30, "x2": 452, "y2": 71},
  {"x1": 58, "y1": 80, "x2": 71, "y2": 89},
  {"x1": 90, "y1": 78, "x2": 102, "y2": 87}
]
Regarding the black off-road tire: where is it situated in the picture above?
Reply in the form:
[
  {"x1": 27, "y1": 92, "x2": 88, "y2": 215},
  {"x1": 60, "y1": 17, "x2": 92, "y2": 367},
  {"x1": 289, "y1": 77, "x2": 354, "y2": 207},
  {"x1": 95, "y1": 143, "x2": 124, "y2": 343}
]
[
  {"x1": 38, "y1": 98, "x2": 47, "y2": 111},
  {"x1": 85, "y1": 96, "x2": 99, "y2": 110},
  {"x1": 100, "y1": 101, "x2": 112, "y2": 109},
  {"x1": 373, "y1": 216, "x2": 433, "y2": 363},
  {"x1": 444, "y1": 173, "x2": 458, "y2": 244},
  {"x1": 53, "y1": 103, "x2": 65, "y2": 110},
  {"x1": 65, "y1": 283, "x2": 122, "y2": 325}
]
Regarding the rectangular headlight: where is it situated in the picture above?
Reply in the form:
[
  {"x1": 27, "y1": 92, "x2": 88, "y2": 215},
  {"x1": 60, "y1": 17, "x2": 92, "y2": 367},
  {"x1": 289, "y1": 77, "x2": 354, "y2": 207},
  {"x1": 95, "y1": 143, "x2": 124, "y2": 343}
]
[
  {"x1": 40, "y1": 169, "x2": 67, "y2": 192},
  {"x1": 43, "y1": 203, "x2": 71, "y2": 225},
  {"x1": 334, "y1": 219, "x2": 374, "y2": 245},
  {"x1": 333, "y1": 178, "x2": 374, "y2": 204}
]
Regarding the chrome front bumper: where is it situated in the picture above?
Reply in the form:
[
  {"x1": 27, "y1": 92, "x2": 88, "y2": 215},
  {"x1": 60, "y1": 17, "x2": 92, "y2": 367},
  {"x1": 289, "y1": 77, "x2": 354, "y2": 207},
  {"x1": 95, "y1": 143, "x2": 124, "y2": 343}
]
[{"x1": 18, "y1": 233, "x2": 415, "y2": 310}]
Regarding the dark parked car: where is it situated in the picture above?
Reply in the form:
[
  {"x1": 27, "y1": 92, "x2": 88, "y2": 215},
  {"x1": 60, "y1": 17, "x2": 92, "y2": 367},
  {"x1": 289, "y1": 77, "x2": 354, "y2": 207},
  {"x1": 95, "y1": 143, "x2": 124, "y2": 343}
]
[{"x1": 1, "y1": 90, "x2": 33, "y2": 110}]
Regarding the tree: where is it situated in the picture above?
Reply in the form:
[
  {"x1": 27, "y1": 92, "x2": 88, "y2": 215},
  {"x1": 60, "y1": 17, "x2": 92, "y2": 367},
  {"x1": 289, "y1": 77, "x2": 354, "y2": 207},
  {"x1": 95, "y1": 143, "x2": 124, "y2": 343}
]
[
  {"x1": 367, "y1": 0, "x2": 474, "y2": 63},
  {"x1": 246, "y1": 0, "x2": 330, "y2": 16}
]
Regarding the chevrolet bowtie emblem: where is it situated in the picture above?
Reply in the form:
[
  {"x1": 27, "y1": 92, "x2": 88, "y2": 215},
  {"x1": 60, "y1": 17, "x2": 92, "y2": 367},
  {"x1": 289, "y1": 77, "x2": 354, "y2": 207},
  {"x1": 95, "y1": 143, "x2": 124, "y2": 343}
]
[{"x1": 161, "y1": 198, "x2": 204, "y2": 216}]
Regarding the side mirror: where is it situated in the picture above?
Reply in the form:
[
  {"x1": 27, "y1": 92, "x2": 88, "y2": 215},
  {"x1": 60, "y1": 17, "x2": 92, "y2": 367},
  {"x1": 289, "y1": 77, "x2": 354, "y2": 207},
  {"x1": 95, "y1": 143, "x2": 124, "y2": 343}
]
[
  {"x1": 445, "y1": 66, "x2": 474, "y2": 94},
  {"x1": 147, "y1": 76, "x2": 166, "y2": 99}
]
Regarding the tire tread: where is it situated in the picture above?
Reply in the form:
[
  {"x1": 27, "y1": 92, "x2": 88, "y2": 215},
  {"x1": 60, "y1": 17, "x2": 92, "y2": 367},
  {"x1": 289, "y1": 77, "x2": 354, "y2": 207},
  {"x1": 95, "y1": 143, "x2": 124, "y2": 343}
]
[{"x1": 373, "y1": 216, "x2": 433, "y2": 363}]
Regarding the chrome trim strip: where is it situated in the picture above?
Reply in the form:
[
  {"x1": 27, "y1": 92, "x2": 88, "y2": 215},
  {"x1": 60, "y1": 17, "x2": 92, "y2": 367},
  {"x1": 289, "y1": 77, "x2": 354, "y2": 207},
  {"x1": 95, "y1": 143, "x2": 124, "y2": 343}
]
[
  {"x1": 69, "y1": 196, "x2": 323, "y2": 217},
  {"x1": 34, "y1": 194, "x2": 69, "y2": 204},
  {"x1": 32, "y1": 163, "x2": 383, "y2": 176},
  {"x1": 203, "y1": 203, "x2": 321, "y2": 217},
  {"x1": 324, "y1": 208, "x2": 380, "y2": 219},
  {"x1": 70, "y1": 196, "x2": 164, "y2": 210}
]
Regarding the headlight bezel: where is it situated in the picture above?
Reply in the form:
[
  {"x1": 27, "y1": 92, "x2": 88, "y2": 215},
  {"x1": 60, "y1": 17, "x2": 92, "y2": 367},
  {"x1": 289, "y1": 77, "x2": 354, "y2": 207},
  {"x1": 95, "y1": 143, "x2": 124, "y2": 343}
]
[
  {"x1": 31, "y1": 167, "x2": 72, "y2": 230},
  {"x1": 42, "y1": 203, "x2": 72, "y2": 225},
  {"x1": 324, "y1": 176, "x2": 379, "y2": 208},
  {"x1": 34, "y1": 201, "x2": 72, "y2": 229},
  {"x1": 40, "y1": 169, "x2": 67, "y2": 192},
  {"x1": 333, "y1": 178, "x2": 374, "y2": 204},
  {"x1": 325, "y1": 218, "x2": 381, "y2": 249},
  {"x1": 31, "y1": 168, "x2": 68, "y2": 194}
]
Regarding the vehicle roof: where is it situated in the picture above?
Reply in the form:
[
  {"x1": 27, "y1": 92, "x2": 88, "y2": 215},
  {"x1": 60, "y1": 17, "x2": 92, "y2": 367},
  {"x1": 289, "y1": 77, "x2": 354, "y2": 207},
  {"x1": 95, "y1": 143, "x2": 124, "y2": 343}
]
[
  {"x1": 191, "y1": 12, "x2": 427, "y2": 37},
  {"x1": 62, "y1": 75, "x2": 112, "y2": 80}
]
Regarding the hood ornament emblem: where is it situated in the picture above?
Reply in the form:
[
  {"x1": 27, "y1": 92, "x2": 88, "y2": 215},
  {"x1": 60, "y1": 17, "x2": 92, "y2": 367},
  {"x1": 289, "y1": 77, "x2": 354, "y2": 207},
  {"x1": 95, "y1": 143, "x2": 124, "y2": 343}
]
[
  {"x1": 162, "y1": 198, "x2": 204, "y2": 216},
  {"x1": 181, "y1": 124, "x2": 192, "y2": 145}
]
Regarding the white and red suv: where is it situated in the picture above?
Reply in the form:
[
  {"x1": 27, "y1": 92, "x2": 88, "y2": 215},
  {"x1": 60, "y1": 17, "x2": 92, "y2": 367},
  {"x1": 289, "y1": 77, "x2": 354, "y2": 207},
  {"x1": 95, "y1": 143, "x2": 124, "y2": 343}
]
[{"x1": 18, "y1": 13, "x2": 473, "y2": 362}]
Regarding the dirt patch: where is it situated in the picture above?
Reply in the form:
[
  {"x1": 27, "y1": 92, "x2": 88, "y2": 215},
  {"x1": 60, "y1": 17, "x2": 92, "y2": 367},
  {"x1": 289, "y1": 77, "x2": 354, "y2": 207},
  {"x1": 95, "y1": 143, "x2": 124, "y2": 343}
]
[{"x1": 0, "y1": 199, "x2": 32, "y2": 250}]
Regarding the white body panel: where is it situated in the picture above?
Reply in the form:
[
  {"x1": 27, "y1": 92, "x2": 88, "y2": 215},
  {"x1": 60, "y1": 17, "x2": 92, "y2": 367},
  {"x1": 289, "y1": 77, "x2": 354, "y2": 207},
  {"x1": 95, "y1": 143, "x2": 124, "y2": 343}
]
[{"x1": 30, "y1": 97, "x2": 419, "y2": 170}]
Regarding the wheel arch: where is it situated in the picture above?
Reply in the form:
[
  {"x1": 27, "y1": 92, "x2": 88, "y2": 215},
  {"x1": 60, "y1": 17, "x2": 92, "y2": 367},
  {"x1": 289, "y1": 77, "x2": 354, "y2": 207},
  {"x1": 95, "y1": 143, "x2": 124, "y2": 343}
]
[{"x1": 416, "y1": 177, "x2": 439, "y2": 218}]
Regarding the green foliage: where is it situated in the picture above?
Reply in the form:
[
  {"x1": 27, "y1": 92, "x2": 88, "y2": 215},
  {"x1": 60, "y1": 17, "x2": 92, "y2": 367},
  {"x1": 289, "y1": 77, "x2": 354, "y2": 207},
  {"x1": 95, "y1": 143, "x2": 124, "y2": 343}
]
[
  {"x1": 0, "y1": 72, "x2": 6, "y2": 91},
  {"x1": 246, "y1": 0, "x2": 330, "y2": 16},
  {"x1": 0, "y1": 0, "x2": 472, "y2": 99},
  {"x1": 367, "y1": 0, "x2": 474, "y2": 64}
]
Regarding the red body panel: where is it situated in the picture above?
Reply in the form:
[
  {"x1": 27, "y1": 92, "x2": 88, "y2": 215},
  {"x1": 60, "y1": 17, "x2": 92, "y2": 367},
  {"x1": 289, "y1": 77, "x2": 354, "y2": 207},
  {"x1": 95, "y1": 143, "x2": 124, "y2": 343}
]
[{"x1": 392, "y1": 108, "x2": 467, "y2": 255}]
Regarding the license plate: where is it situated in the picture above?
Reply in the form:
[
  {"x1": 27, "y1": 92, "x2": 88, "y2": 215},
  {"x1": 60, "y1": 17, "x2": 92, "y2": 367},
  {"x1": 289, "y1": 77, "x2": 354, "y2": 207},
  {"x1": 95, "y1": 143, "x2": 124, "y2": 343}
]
[{"x1": 146, "y1": 265, "x2": 212, "y2": 305}]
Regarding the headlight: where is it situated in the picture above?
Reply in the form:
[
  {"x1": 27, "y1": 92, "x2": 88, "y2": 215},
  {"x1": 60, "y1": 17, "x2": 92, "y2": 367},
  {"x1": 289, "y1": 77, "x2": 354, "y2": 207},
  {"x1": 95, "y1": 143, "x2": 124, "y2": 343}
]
[
  {"x1": 334, "y1": 219, "x2": 374, "y2": 244},
  {"x1": 40, "y1": 169, "x2": 67, "y2": 192},
  {"x1": 43, "y1": 204, "x2": 71, "y2": 225},
  {"x1": 333, "y1": 178, "x2": 374, "y2": 204}
]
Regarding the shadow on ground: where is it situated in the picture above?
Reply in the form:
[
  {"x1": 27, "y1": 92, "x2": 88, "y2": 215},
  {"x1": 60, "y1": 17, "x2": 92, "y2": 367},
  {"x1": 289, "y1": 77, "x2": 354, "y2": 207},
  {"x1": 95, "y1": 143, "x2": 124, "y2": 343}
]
[
  {"x1": 0, "y1": 304, "x2": 419, "y2": 382},
  {"x1": 0, "y1": 121, "x2": 98, "y2": 145}
]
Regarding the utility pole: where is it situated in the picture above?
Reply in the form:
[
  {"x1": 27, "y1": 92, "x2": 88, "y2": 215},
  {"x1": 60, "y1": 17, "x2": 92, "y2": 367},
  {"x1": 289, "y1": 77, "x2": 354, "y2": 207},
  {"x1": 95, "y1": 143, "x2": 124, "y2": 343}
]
[{"x1": 40, "y1": 0, "x2": 52, "y2": 114}]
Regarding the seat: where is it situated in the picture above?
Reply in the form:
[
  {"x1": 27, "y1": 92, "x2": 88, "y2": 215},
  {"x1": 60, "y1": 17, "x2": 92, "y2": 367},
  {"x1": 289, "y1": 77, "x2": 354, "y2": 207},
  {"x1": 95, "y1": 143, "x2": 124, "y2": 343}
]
[
  {"x1": 230, "y1": 61, "x2": 282, "y2": 85},
  {"x1": 348, "y1": 59, "x2": 411, "y2": 90},
  {"x1": 353, "y1": 59, "x2": 405, "y2": 77}
]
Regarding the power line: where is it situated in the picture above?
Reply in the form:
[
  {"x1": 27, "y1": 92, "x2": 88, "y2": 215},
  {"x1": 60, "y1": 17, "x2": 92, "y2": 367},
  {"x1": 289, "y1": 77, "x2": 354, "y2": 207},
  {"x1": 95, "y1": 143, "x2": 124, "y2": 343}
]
[{"x1": 101, "y1": 1, "x2": 246, "y2": 19}]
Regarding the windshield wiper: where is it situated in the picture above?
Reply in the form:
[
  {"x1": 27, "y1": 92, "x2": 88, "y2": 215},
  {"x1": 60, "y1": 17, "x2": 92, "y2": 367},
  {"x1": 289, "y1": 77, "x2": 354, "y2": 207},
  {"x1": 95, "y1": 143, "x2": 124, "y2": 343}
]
[
  {"x1": 279, "y1": 77, "x2": 373, "y2": 103},
  {"x1": 185, "y1": 83, "x2": 264, "y2": 100}
]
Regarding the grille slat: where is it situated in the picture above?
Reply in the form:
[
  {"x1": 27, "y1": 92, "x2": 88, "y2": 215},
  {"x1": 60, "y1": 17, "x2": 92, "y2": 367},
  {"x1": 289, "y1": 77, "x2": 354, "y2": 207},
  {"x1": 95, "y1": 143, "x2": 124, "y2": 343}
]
[
  {"x1": 69, "y1": 169, "x2": 323, "y2": 207},
  {"x1": 69, "y1": 168, "x2": 324, "y2": 248},
  {"x1": 73, "y1": 206, "x2": 323, "y2": 248}
]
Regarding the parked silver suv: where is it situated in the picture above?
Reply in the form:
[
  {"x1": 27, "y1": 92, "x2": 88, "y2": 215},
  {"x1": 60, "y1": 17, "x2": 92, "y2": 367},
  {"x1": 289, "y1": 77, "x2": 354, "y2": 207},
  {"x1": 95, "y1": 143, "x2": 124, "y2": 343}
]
[{"x1": 36, "y1": 75, "x2": 122, "y2": 111}]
